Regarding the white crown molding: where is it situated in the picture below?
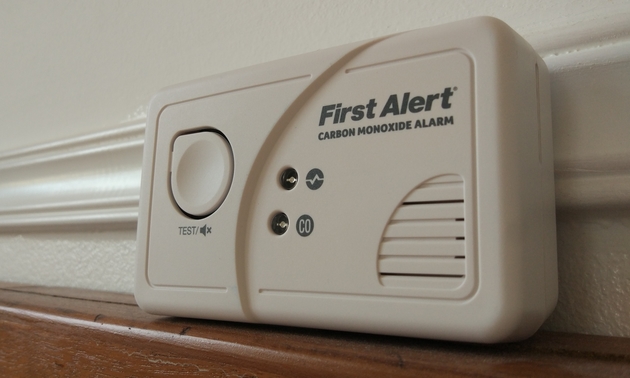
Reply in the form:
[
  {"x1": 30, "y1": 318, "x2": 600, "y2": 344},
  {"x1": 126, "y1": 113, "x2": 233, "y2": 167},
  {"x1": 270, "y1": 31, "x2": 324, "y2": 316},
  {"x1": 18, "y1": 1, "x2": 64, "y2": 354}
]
[
  {"x1": 555, "y1": 154, "x2": 630, "y2": 209},
  {"x1": 0, "y1": 122, "x2": 145, "y2": 230},
  {"x1": 526, "y1": 9, "x2": 630, "y2": 59},
  {"x1": 1, "y1": 28, "x2": 629, "y2": 230},
  {"x1": 544, "y1": 35, "x2": 630, "y2": 210}
]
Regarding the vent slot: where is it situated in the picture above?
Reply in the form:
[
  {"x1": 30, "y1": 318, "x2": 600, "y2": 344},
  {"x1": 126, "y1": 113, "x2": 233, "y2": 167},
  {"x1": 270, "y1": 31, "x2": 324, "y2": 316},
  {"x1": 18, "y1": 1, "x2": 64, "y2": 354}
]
[{"x1": 378, "y1": 175, "x2": 466, "y2": 288}]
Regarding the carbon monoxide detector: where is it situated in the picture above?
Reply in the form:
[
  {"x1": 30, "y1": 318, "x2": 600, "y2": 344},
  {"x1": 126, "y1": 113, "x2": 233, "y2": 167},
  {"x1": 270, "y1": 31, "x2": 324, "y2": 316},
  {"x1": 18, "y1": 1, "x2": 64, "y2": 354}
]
[{"x1": 135, "y1": 16, "x2": 557, "y2": 343}]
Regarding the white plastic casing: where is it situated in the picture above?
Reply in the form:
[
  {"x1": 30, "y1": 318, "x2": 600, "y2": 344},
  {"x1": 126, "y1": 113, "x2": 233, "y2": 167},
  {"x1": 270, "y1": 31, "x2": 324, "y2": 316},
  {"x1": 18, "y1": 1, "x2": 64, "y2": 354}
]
[{"x1": 135, "y1": 17, "x2": 557, "y2": 343}]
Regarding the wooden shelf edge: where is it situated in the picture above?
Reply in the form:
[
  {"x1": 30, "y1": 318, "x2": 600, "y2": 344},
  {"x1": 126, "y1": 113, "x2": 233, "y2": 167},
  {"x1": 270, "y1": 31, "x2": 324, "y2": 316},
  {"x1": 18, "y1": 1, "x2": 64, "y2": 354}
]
[{"x1": 1, "y1": 284, "x2": 629, "y2": 377}]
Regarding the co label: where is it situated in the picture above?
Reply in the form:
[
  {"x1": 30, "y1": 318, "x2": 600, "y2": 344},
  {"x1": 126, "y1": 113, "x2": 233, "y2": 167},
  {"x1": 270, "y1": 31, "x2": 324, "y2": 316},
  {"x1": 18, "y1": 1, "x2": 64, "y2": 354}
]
[{"x1": 296, "y1": 215, "x2": 314, "y2": 237}]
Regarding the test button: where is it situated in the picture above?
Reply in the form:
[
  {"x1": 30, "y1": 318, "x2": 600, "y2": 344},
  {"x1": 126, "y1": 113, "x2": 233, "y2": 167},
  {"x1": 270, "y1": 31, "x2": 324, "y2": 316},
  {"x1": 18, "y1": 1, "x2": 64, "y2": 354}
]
[{"x1": 170, "y1": 131, "x2": 233, "y2": 217}]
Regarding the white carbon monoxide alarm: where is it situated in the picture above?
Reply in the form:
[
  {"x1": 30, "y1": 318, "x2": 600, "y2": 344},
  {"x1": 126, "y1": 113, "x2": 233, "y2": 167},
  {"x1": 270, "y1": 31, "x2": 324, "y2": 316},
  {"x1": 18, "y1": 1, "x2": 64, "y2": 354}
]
[{"x1": 135, "y1": 16, "x2": 557, "y2": 343}]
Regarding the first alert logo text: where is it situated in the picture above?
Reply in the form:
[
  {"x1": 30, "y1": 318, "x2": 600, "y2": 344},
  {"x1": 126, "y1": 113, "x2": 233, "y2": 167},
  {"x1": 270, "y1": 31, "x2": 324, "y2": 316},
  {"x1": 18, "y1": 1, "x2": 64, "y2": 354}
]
[
  {"x1": 317, "y1": 87, "x2": 456, "y2": 141},
  {"x1": 318, "y1": 87, "x2": 455, "y2": 126}
]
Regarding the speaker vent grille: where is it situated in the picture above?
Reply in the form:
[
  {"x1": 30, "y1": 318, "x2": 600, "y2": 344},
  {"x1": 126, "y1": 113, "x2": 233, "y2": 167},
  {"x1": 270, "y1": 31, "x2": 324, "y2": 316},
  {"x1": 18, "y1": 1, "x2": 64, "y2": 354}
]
[{"x1": 378, "y1": 175, "x2": 466, "y2": 288}]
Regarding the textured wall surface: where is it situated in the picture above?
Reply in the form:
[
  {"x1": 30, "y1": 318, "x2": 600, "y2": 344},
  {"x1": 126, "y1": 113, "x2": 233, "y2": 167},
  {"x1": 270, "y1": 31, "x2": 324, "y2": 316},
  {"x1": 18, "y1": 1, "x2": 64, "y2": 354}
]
[
  {"x1": 544, "y1": 211, "x2": 630, "y2": 336},
  {"x1": 0, "y1": 230, "x2": 136, "y2": 293},
  {"x1": 1, "y1": 0, "x2": 630, "y2": 338}
]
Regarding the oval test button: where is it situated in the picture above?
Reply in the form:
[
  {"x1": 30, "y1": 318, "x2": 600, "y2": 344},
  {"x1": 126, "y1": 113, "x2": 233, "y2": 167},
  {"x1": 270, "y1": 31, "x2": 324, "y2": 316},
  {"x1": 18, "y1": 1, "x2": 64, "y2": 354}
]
[{"x1": 170, "y1": 131, "x2": 233, "y2": 217}]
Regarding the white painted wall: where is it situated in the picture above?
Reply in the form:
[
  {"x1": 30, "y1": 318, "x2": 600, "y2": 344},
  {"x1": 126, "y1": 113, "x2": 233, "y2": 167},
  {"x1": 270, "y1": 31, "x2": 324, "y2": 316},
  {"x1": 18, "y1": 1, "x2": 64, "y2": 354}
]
[
  {"x1": 1, "y1": 1, "x2": 629, "y2": 338},
  {"x1": 2, "y1": 0, "x2": 629, "y2": 151}
]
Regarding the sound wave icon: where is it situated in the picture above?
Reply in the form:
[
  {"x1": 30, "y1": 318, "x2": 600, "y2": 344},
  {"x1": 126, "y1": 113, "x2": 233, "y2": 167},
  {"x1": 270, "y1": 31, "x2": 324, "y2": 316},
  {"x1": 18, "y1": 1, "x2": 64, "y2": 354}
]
[
  {"x1": 305, "y1": 169, "x2": 324, "y2": 190},
  {"x1": 305, "y1": 174, "x2": 323, "y2": 186}
]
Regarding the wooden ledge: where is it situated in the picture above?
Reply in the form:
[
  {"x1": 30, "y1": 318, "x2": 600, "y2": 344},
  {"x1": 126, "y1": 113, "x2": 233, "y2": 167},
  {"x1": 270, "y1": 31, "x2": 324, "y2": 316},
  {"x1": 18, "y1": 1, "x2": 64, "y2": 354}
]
[{"x1": 1, "y1": 283, "x2": 629, "y2": 377}]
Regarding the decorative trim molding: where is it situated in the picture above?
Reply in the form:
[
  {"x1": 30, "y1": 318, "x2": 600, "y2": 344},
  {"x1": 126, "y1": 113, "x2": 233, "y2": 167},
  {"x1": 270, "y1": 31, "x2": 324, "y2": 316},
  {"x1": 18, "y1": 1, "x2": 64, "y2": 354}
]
[
  {"x1": 526, "y1": 10, "x2": 630, "y2": 59},
  {"x1": 545, "y1": 38, "x2": 630, "y2": 210},
  {"x1": 555, "y1": 155, "x2": 630, "y2": 209},
  {"x1": 0, "y1": 122, "x2": 145, "y2": 230},
  {"x1": 543, "y1": 37, "x2": 630, "y2": 73},
  {"x1": 1, "y1": 33, "x2": 629, "y2": 230}
]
